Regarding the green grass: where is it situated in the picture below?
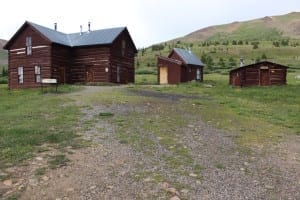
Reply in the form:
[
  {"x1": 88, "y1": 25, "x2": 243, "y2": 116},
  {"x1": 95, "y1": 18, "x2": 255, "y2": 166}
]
[
  {"x1": 135, "y1": 74, "x2": 158, "y2": 85},
  {"x1": 135, "y1": 72, "x2": 300, "y2": 147},
  {"x1": 48, "y1": 154, "x2": 70, "y2": 169},
  {"x1": 0, "y1": 84, "x2": 82, "y2": 168}
]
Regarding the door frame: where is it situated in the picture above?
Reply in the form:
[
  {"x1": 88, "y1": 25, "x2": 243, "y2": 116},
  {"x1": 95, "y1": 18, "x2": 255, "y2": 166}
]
[
  {"x1": 85, "y1": 66, "x2": 94, "y2": 82},
  {"x1": 159, "y1": 66, "x2": 168, "y2": 84},
  {"x1": 259, "y1": 69, "x2": 269, "y2": 86}
]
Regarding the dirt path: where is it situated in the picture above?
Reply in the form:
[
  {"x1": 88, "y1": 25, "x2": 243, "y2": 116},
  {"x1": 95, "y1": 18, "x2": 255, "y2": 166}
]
[{"x1": 3, "y1": 86, "x2": 300, "y2": 199}]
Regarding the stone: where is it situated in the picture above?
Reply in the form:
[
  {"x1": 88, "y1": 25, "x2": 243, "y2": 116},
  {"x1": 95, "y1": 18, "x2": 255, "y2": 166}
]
[
  {"x1": 3, "y1": 179, "x2": 12, "y2": 186},
  {"x1": 180, "y1": 189, "x2": 189, "y2": 194},
  {"x1": 66, "y1": 188, "x2": 74, "y2": 192},
  {"x1": 189, "y1": 173, "x2": 198, "y2": 177},
  {"x1": 265, "y1": 185, "x2": 274, "y2": 189},
  {"x1": 166, "y1": 187, "x2": 178, "y2": 195},
  {"x1": 160, "y1": 182, "x2": 169, "y2": 189},
  {"x1": 244, "y1": 162, "x2": 249, "y2": 166},
  {"x1": 188, "y1": 124, "x2": 194, "y2": 128},
  {"x1": 106, "y1": 185, "x2": 113, "y2": 190},
  {"x1": 170, "y1": 196, "x2": 181, "y2": 200},
  {"x1": 240, "y1": 168, "x2": 245, "y2": 171},
  {"x1": 90, "y1": 185, "x2": 96, "y2": 190},
  {"x1": 144, "y1": 177, "x2": 153, "y2": 182},
  {"x1": 0, "y1": 182, "x2": 10, "y2": 194},
  {"x1": 35, "y1": 157, "x2": 43, "y2": 161},
  {"x1": 29, "y1": 178, "x2": 39, "y2": 186},
  {"x1": 18, "y1": 184, "x2": 25, "y2": 191},
  {"x1": 42, "y1": 176, "x2": 49, "y2": 181}
]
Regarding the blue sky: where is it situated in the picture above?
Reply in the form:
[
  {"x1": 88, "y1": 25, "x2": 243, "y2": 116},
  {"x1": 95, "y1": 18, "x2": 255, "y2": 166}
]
[{"x1": 1, "y1": 0, "x2": 299, "y2": 48}]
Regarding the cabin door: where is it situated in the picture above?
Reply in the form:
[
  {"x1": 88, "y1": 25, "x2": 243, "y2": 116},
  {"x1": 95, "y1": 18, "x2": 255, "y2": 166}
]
[
  {"x1": 86, "y1": 66, "x2": 94, "y2": 82},
  {"x1": 160, "y1": 67, "x2": 168, "y2": 84},
  {"x1": 116, "y1": 66, "x2": 120, "y2": 83},
  {"x1": 260, "y1": 69, "x2": 269, "y2": 86},
  {"x1": 58, "y1": 67, "x2": 65, "y2": 84}
]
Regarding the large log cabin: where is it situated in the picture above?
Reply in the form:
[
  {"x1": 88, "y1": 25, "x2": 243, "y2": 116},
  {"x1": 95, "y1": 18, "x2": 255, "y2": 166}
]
[
  {"x1": 4, "y1": 21, "x2": 137, "y2": 89},
  {"x1": 157, "y1": 48, "x2": 204, "y2": 84}
]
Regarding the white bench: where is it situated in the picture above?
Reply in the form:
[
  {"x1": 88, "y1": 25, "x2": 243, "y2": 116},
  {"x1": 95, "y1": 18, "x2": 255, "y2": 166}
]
[{"x1": 41, "y1": 78, "x2": 58, "y2": 92}]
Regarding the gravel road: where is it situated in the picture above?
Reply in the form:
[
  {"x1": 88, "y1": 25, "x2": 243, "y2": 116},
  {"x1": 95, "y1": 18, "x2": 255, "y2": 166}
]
[{"x1": 2, "y1": 86, "x2": 299, "y2": 200}]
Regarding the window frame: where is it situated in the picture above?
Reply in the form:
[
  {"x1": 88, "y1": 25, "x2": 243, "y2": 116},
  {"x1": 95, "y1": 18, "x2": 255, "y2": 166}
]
[
  {"x1": 26, "y1": 37, "x2": 32, "y2": 55},
  {"x1": 121, "y1": 40, "x2": 126, "y2": 57},
  {"x1": 18, "y1": 66, "x2": 24, "y2": 84},
  {"x1": 35, "y1": 65, "x2": 41, "y2": 83}
]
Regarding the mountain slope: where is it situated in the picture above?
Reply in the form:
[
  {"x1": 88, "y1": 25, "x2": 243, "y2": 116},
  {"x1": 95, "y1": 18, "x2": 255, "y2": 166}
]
[
  {"x1": 136, "y1": 12, "x2": 300, "y2": 75},
  {"x1": 0, "y1": 39, "x2": 8, "y2": 67},
  {"x1": 183, "y1": 12, "x2": 300, "y2": 42}
]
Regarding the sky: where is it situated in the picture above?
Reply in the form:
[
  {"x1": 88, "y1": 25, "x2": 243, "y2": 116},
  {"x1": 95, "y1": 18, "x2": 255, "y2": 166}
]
[{"x1": 1, "y1": 0, "x2": 299, "y2": 48}]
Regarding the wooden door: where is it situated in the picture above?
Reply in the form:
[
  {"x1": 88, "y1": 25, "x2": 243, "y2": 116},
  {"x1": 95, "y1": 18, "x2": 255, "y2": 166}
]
[
  {"x1": 116, "y1": 66, "x2": 120, "y2": 83},
  {"x1": 57, "y1": 67, "x2": 65, "y2": 84},
  {"x1": 86, "y1": 66, "x2": 94, "y2": 82},
  {"x1": 260, "y1": 69, "x2": 269, "y2": 86},
  {"x1": 160, "y1": 67, "x2": 168, "y2": 84}
]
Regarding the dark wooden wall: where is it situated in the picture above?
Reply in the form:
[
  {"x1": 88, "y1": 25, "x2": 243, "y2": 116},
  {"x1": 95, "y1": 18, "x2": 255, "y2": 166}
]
[
  {"x1": 51, "y1": 44, "x2": 71, "y2": 84},
  {"x1": 157, "y1": 57, "x2": 182, "y2": 84},
  {"x1": 7, "y1": 25, "x2": 52, "y2": 89},
  {"x1": 230, "y1": 62, "x2": 287, "y2": 87},
  {"x1": 110, "y1": 29, "x2": 136, "y2": 83},
  {"x1": 71, "y1": 46, "x2": 110, "y2": 83}
]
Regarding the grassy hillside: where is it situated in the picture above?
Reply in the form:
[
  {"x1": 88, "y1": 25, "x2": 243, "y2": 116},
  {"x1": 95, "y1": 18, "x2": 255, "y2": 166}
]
[
  {"x1": 0, "y1": 39, "x2": 8, "y2": 71},
  {"x1": 136, "y1": 12, "x2": 300, "y2": 76},
  {"x1": 184, "y1": 12, "x2": 300, "y2": 42}
]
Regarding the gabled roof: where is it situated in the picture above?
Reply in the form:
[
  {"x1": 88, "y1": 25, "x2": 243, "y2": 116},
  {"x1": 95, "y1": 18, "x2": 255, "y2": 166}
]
[
  {"x1": 157, "y1": 55, "x2": 183, "y2": 65},
  {"x1": 4, "y1": 21, "x2": 137, "y2": 51},
  {"x1": 229, "y1": 61, "x2": 288, "y2": 73},
  {"x1": 171, "y1": 48, "x2": 204, "y2": 66}
]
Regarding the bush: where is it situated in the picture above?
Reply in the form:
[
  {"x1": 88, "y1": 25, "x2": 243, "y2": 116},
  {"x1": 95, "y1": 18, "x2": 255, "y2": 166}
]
[{"x1": 135, "y1": 69, "x2": 157, "y2": 75}]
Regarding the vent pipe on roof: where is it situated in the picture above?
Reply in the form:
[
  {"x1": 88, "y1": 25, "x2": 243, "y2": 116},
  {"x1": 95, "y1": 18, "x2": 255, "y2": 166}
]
[
  {"x1": 80, "y1": 25, "x2": 83, "y2": 35},
  {"x1": 240, "y1": 56, "x2": 244, "y2": 67},
  {"x1": 88, "y1": 22, "x2": 91, "y2": 33},
  {"x1": 54, "y1": 23, "x2": 57, "y2": 31},
  {"x1": 188, "y1": 47, "x2": 192, "y2": 54}
]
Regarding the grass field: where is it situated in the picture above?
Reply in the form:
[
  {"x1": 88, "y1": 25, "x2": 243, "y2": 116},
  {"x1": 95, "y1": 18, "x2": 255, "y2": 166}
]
[
  {"x1": 0, "y1": 85, "x2": 82, "y2": 169},
  {"x1": 134, "y1": 72, "x2": 300, "y2": 146},
  {"x1": 0, "y1": 72, "x2": 298, "y2": 170}
]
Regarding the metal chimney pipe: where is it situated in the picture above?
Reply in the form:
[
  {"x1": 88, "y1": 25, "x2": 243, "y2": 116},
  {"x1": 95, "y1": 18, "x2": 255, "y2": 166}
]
[
  {"x1": 80, "y1": 25, "x2": 83, "y2": 35},
  {"x1": 54, "y1": 23, "x2": 57, "y2": 31},
  {"x1": 88, "y1": 22, "x2": 91, "y2": 32}
]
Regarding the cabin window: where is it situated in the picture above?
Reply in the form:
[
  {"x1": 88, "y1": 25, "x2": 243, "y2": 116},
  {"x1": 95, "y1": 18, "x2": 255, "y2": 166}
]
[
  {"x1": 121, "y1": 40, "x2": 126, "y2": 56},
  {"x1": 196, "y1": 69, "x2": 201, "y2": 80},
  {"x1": 26, "y1": 37, "x2": 32, "y2": 55},
  {"x1": 35, "y1": 66, "x2": 41, "y2": 83},
  {"x1": 18, "y1": 66, "x2": 24, "y2": 84}
]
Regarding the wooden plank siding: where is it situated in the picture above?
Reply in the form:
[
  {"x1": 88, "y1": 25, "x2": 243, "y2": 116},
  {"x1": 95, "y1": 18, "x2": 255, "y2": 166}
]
[
  {"x1": 7, "y1": 25, "x2": 52, "y2": 89},
  {"x1": 5, "y1": 22, "x2": 137, "y2": 89},
  {"x1": 229, "y1": 61, "x2": 288, "y2": 87},
  {"x1": 110, "y1": 30, "x2": 136, "y2": 83},
  {"x1": 71, "y1": 46, "x2": 110, "y2": 83}
]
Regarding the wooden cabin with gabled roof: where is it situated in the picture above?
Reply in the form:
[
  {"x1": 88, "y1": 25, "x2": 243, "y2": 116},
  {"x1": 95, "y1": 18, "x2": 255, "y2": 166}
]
[
  {"x1": 3, "y1": 21, "x2": 137, "y2": 89},
  {"x1": 229, "y1": 61, "x2": 288, "y2": 87},
  {"x1": 157, "y1": 48, "x2": 204, "y2": 84}
]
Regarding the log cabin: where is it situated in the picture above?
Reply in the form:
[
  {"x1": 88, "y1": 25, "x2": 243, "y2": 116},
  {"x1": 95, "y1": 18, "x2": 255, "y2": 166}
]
[
  {"x1": 157, "y1": 48, "x2": 204, "y2": 84},
  {"x1": 229, "y1": 61, "x2": 288, "y2": 87},
  {"x1": 3, "y1": 21, "x2": 137, "y2": 89}
]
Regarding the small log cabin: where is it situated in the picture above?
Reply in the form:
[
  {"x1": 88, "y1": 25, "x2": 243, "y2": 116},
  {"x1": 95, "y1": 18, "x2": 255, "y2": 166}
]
[
  {"x1": 157, "y1": 48, "x2": 204, "y2": 84},
  {"x1": 229, "y1": 61, "x2": 288, "y2": 87},
  {"x1": 3, "y1": 21, "x2": 137, "y2": 89}
]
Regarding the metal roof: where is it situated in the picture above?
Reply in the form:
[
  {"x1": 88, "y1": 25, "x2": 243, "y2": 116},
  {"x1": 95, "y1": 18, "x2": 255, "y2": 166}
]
[
  {"x1": 173, "y1": 48, "x2": 204, "y2": 66},
  {"x1": 29, "y1": 22, "x2": 126, "y2": 47}
]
